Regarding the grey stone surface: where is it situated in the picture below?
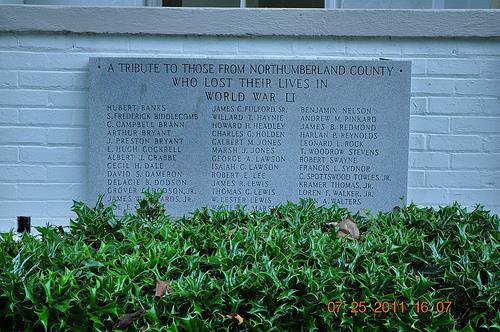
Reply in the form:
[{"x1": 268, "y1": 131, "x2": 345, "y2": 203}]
[
  {"x1": 89, "y1": 57, "x2": 411, "y2": 215},
  {"x1": 1, "y1": 6, "x2": 500, "y2": 37}
]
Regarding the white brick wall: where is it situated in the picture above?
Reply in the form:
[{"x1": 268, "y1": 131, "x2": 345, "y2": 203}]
[{"x1": 0, "y1": 32, "x2": 499, "y2": 231}]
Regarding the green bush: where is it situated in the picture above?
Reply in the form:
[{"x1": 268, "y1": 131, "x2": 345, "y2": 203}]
[{"x1": 0, "y1": 194, "x2": 498, "y2": 331}]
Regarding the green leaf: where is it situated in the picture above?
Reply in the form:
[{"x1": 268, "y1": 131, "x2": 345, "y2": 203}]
[{"x1": 37, "y1": 305, "x2": 49, "y2": 331}]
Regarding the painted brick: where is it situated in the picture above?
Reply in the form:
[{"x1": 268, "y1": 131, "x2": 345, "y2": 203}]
[
  {"x1": 455, "y1": 79, "x2": 500, "y2": 97},
  {"x1": 409, "y1": 133, "x2": 425, "y2": 150},
  {"x1": 0, "y1": 220, "x2": 15, "y2": 233},
  {"x1": 483, "y1": 135, "x2": 500, "y2": 152},
  {"x1": 19, "y1": 108, "x2": 87, "y2": 126},
  {"x1": 0, "y1": 108, "x2": 18, "y2": 123},
  {"x1": 293, "y1": 39, "x2": 345, "y2": 55},
  {"x1": 46, "y1": 202, "x2": 79, "y2": 218},
  {"x1": 0, "y1": 90, "x2": 48, "y2": 107},
  {"x1": 452, "y1": 153, "x2": 500, "y2": 169},
  {"x1": 480, "y1": 171, "x2": 500, "y2": 187},
  {"x1": 17, "y1": 184, "x2": 85, "y2": 200},
  {"x1": 0, "y1": 127, "x2": 46, "y2": 144},
  {"x1": 0, "y1": 71, "x2": 18, "y2": 87},
  {"x1": 71, "y1": 35, "x2": 130, "y2": 51},
  {"x1": 408, "y1": 170, "x2": 425, "y2": 187},
  {"x1": 47, "y1": 128, "x2": 88, "y2": 145},
  {"x1": 0, "y1": 201, "x2": 46, "y2": 218},
  {"x1": 0, "y1": 184, "x2": 17, "y2": 199},
  {"x1": 480, "y1": 60, "x2": 500, "y2": 79},
  {"x1": 17, "y1": 34, "x2": 74, "y2": 50},
  {"x1": 409, "y1": 152, "x2": 449, "y2": 169},
  {"x1": 401, "y1": 40, "x2": 458, "y2": 56},
  {"x1": 0, "y1": 52, "x2": 89, "y2": 70},
  {"x1": 410, "y1": 97, "x2": 427, "y2": 114},
  {"x1": 409, "y1": 59, "x2": 426, "y2": 75},
  {"x1": 451, "y1": 117, "x2": 500, "y2": 133},
  {"x1": 0, "y1": 34, "x2": 19, "y2": 48},
  {"x1": 457, "y1": 41, "x2": 500, "y2": 56},
  {"x1": 407, "y1": 188, "x2": 449, "y2": 204},
  {"x1": 238, "y1": 38, "x2": 293, "y2": 54},
  {"x1": 428, "y1": 134, "x2": 482, "y2": 151},
  {"x1": 0, "y1": 165, "x2": 46, "y2": 181},
  {"x1": 0, "y1": 147, "x2": 18, "y2": 162},
  {"x1": 48, "y1": 91, "x2": 88, "y2": 108},
  {"x1": 483, "y1": 206, "x2": 500, "y2": 215},
  {"x1": 19, "y1": 71, "x2": 88, "y2": 90},
  {"x1": 426, "y1": 171, "x2": 481, "y2": 188},
  {"x1": 129, "y1": 35, "x2": 184, "y2": 53},
  {"x1": 19, "y1": 147, "x2": 87, "y2": 163},
  {"x1": 427, "y1": 59, "x2": 480, "y2": 76},
  {"x1": 39, "y1": 217, "x2": 71, "y2": 227},
  {"x1": 410, "y1": 116, "x2": 449, "y2": 133},
  {"x1": 428, "y1": 98, "x2": 500, "y2": 115},
  {"x1": 411, "y1": 78, "x2": 455, "y2": 95},
  {"x1": 449, "y1": 189, "x2": 500, "y2": 205},
  {"x1": 345, "y1": 39, "x2": 401, "y2": 56},
  {"x1": 47, "y1": 166, "x2": 87, "y2": 182},
  {"x1": 0, "y1": 33, "x2": 499, "y2": 224},
  {"x1": 184, "y1": 37, "x2": 238, "y2": 54}
]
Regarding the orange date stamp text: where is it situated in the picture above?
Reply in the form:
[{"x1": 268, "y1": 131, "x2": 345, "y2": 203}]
[{"x1": 326, "y1": 300, "x2": 453, "y2": 315}]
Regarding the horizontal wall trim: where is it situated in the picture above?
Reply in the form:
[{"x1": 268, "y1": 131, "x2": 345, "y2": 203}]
[{"x1": 0, "y1": 5, "x2": 500, "y2": 37}]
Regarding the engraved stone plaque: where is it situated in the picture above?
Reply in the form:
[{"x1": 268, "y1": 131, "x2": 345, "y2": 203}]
[{"x1": 88, "y1": 58, "x2": 411, "y2": 215}]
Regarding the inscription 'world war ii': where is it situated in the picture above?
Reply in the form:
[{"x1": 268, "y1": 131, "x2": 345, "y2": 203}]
[{"x1": 89, "y1": 58, "x2": 411, "y2": 215}]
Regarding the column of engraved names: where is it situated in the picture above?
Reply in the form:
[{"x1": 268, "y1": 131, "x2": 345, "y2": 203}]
[
  {"x1": 105, "y1": 104, "x2": 141, "y2": 209},
  {"x1": 335, "y1": 106, "x2": 380, "y2": 206},
  {"x1": 298, "y1": 107, "x2": 338, "y2": 202},
  {"x1": 298, "y1": 106, "x2": 381, "y2": 207},
  {"x1": 105, "y1": 104, "x2": 197, "y2": 209},
  {"x1": 210, "y1": 104, "x2": 287, "y2": 211}
]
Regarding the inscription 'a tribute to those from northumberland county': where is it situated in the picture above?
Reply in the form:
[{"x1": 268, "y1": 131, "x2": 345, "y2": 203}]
[{"x1": 89, "y1": 58, "x2": 411, "y2": 215}]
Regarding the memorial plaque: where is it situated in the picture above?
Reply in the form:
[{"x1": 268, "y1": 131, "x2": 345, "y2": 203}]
[{"x1": 89, "y1": 58, "x2": 411, "y2": 215}]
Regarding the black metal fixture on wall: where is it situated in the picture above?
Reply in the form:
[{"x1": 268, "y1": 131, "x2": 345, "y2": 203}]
[{"x1": 17, "y1": 216, "x2": 31, "y2": 233}]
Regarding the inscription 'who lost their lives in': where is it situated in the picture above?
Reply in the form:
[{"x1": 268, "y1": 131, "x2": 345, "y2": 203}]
[{"x1": 89, "y1": 58, "x2": 410, "y2": 215}]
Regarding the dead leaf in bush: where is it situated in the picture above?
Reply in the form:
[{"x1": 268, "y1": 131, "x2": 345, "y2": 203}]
[
  {"x1": 140, "y1": 325, "x2": 149, "y2": 332},
  {"x1": 226, "y1": 227, "x2": 248, "y2": 237},
  {"x1": 336, "y1": 217, "x2": 360, "y2": 240},
  {"x1": 226, "y1": 228, "x2": 237, "y2": 236},
  {"x1": 112, "y1": 309, "x2": 145, "y2": 330},
  {"x1": 226, "y1": 313, "x2": 244, "y2": 325},
  {"x1": 155, "y1": 280, "x2": 174, "y2": 297}
]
